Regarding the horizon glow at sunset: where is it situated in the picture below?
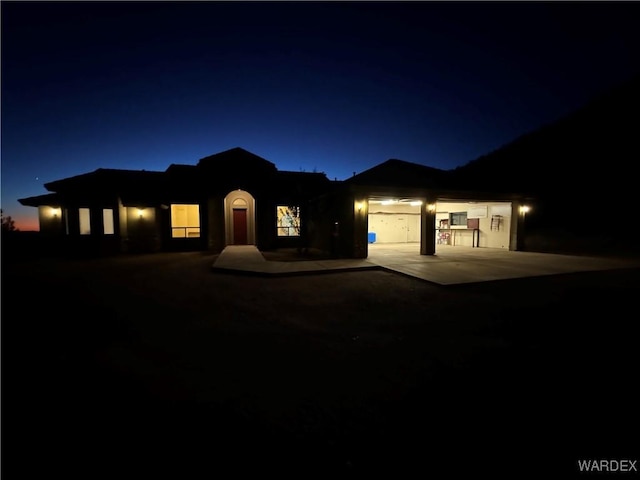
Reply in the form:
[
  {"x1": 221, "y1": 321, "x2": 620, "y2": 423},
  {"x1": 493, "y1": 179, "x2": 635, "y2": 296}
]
[{"x1": 3, "y1": 1, "x2": 639, "y2": 231}]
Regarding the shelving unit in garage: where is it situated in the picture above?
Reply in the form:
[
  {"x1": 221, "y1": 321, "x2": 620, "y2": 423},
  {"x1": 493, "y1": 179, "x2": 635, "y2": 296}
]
[
  {"x1": 436, "y1": 219, "x2": 450, "y2": 244},
  {"x1": 491, "y1": 215, "x2": 503, "y2": 231},
  {"x1": 436, "y1": 217, "x2": 480, "y2": 247}
]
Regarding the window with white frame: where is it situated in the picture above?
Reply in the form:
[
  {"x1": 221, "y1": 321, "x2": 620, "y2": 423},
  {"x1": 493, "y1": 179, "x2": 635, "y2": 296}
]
[
  {"x1": 276, "y1": 206, "x2": 300, "y2": 237},
  {"x1": 449, "y1": 211, "x2": 468, "y2": 226},
  {"x1": 79, "y1": 208, "x2": 91, "y2": 235},
  {"x1": 171, "y1": 204, "x2": 200, "y2": 238},
  {"x1": 103, "y1": 209, "x2": 114, "y2": 235}
]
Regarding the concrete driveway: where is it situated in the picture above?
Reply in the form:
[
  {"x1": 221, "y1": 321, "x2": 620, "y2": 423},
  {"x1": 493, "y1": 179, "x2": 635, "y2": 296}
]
[
  {"x1": 366, "y1": 242, "x2": 640, "y2": 285},
  {"x1": 4, "y1": 248, "x2": 639, "y2": 477},
  {"x1": 213, "y1": 243, "x2": 640, "y2": 285}
]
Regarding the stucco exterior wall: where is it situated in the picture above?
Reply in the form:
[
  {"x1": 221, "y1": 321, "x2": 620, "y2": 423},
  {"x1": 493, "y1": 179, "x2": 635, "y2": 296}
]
[
  {"x1": 37, "y1": 205, "x2": 63, "y2": 236},
  {"x1": 207, "y1": 195, "x2": 225, "y2": 253},
  {"x1": 124, "y1": 206, "x2": 161, "y2": 252}
]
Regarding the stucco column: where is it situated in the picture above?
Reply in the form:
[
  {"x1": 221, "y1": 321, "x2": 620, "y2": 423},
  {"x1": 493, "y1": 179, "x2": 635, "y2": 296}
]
[
  {"x1": 420, "y1": 197, "x2": 436, "y2": 255},
  {"x1": 510, "y1": 200, "x2": 529, "y2": 251},
  {"x1": 208, "y1": 195, "x2": 225, "y2": 252},
  {"x1": 117, "y1": 198, "x2": 128, "y2": 252},
  {"x1": 352, "y1": 196, "x2": 369, "y2": 258}
]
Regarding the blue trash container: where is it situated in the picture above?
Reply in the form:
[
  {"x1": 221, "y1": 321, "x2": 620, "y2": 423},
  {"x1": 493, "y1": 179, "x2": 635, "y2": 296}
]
[{"x1": 368, "y1": 232, "x2": 376, "y2": 243}]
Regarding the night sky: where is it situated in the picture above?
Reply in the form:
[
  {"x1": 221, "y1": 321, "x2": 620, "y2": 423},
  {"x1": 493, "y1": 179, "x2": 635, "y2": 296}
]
[{"x1": 2, "y1": 1, "x2": 639, "y2": 231}]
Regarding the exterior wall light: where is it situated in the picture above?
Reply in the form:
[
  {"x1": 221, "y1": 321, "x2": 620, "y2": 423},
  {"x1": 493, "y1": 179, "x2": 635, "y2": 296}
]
[
  {"x1": 51, "y1": 207, "x2": 61, "y2": 217},
  {"x1": 427, "y1": 203, "x2": 436, "y2": 212},
  {"x1": 356, "y1": 202, "x2": 364, "y2": 212},
  {"x1": 137, "y1": 208, "x2": 145, "y2": 218},
  {"x1": 520, "y1": 205, "x2": 530, "y2": 214}
]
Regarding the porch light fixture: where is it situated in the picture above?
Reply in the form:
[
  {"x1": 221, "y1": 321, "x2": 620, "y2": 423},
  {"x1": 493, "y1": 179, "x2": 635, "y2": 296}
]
[
  {"x1": 137, "y1": 208, "x2": 145, "y2": 218},
  {"x1": 356, "y1": 202, "x2": 364, "y2": 212},
  {"x1": 427, "y1": 203, "x2": 436, "y2": 212},
  {"x1": 50, "y1": 207, "x2": 61, "y2": 217},
  {"x1": 519, "y1": 205, "x2": 530, "y2": 214}
]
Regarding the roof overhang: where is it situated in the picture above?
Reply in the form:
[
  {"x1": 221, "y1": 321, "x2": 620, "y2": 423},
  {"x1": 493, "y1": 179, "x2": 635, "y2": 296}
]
[{"x1": 18, "y1": 193, "x2": 62, "y2": 207}]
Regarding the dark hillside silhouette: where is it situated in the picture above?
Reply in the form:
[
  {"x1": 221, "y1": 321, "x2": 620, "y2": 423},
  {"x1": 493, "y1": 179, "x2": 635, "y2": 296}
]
[{"x1": 450, "y1": 74, "x2": 640, "y2": 253}]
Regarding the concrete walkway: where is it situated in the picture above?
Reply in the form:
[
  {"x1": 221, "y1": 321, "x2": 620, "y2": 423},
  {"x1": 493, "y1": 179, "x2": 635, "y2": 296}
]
[
  {"x1": 212, "y1": 243, "x2": 640, "y2": 285},
  {"x1": 212, "y1": 245, "x2": 379, "y2": 276}
]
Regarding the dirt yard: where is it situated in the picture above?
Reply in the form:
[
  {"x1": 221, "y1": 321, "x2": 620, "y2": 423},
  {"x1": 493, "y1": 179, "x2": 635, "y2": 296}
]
[{"x1": 2, "y1": 250, "x2": 639, "y2": 478}]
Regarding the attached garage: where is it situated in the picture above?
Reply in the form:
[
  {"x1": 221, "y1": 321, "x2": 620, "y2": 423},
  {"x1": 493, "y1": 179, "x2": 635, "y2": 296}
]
[
  {"x1": 315, "y1": 158, "x2": 531, "y2": 258},
  {"x1": 367, "y1": 196, "x2": 515, "y2": 250}
]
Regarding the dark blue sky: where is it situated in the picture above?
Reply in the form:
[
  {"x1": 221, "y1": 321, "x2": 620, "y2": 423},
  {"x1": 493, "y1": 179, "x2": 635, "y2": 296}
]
[{"x1": 3, "y1": 1, "x2": 640, "y2": 230}]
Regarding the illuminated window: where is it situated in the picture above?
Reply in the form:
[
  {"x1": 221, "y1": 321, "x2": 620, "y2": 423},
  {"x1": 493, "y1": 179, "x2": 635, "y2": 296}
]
[
  {"x1": 79, "y1": 208, "x2": 91, "y2": 235},
  {"x1": 171, "y1": 204, "x2": 200, "y2": 238},
  {"x1": 277, "y1": 206, "x2": 300, "y2": 237},
  {"x1": 103, "y1": 209, "x2": 114, "y2": 235}
]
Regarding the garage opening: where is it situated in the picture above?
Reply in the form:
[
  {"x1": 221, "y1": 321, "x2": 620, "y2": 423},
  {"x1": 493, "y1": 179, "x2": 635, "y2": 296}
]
[
  {"x1": 435, "y1": 201, "x2": 513, "y2": 250},
  {"x1": 367, "y1": 197, "x2": 514, "y2": 253},
  {"x1": 367, "y1": 198, "x2": 422, "y2": 245}
]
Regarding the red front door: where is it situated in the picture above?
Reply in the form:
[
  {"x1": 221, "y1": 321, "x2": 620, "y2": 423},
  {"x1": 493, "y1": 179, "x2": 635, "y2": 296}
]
[{"x1": 233, "y1": 209, "x2": 248, "y2": 244}]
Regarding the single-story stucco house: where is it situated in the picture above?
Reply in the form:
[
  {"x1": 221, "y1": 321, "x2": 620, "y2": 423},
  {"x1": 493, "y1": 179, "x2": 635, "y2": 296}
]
[{"x1": 18, "y1": 147, "x2": 532, "y2": 258}]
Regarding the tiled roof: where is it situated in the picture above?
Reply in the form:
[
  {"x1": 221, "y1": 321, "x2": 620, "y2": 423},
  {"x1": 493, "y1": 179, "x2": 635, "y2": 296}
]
[{"x1": 345, "y1": 159, "x2": 447, "y2": 189}]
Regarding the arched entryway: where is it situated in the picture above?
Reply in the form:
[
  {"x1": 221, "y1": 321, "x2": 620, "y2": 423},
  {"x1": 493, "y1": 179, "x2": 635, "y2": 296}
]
[{"x1": 224, "y1": 190, "x2": 256, "y2": 245}]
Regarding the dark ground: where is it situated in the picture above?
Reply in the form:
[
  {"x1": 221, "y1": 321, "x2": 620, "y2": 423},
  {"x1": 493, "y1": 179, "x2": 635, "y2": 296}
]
[{"x1": 2, "y1": 249, "x2": 639, "y2": 478}]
